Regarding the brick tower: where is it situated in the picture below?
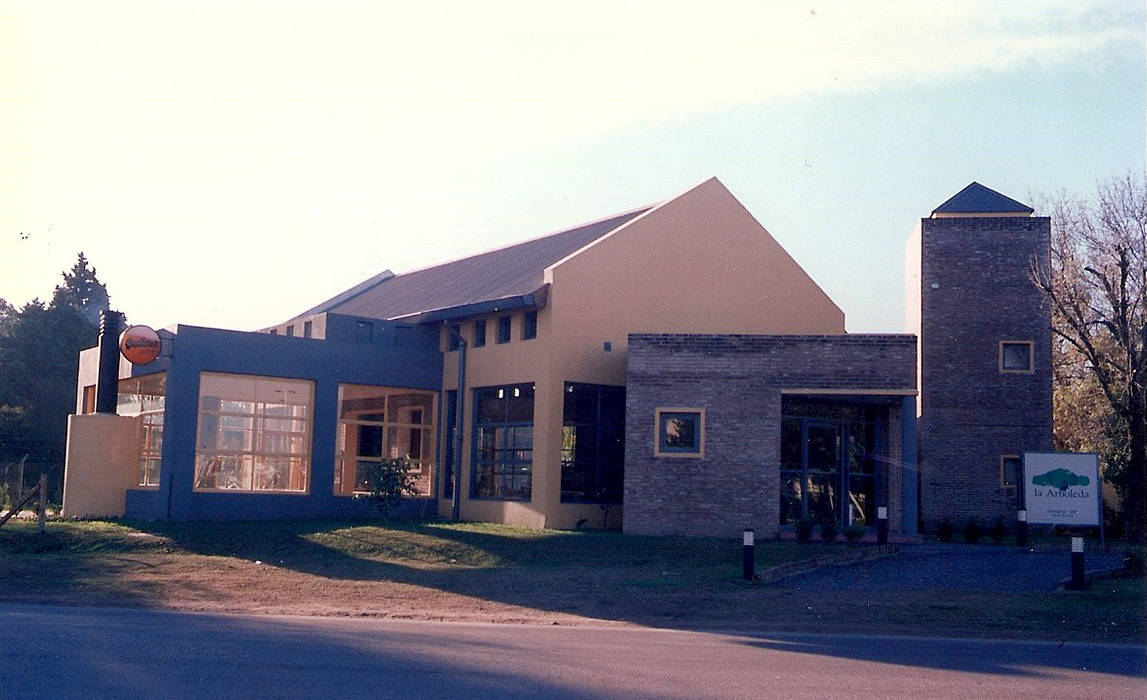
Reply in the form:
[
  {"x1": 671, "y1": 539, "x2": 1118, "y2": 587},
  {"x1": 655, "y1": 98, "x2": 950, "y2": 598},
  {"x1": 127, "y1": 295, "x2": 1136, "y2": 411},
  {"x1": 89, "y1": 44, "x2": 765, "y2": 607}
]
[{"x1": 910, "y1": 182, "x2": 1053, "y2": 531}]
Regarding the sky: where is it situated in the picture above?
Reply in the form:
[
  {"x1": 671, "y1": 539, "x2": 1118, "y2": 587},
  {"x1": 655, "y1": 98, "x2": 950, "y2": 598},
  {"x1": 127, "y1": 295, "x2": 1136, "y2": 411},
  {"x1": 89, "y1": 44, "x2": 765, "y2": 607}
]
[{"x1": 2, "y1": 0, "x2": 1144, "y2": 333}]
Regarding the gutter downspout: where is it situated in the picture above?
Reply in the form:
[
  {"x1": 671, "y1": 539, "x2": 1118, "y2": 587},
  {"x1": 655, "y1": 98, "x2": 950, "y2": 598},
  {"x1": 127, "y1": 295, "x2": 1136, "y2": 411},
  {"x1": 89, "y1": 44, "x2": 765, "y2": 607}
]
[{"x1": 447, "y1": 324, "x2": 467, "y2": 521}]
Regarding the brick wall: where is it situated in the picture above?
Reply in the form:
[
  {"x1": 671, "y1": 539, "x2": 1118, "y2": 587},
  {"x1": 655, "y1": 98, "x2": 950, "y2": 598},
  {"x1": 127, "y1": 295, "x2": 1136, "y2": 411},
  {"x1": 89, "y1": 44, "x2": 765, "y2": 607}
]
[
  {"x1": 624, "y1": 334, "x2": 916, "y2": 537},
  {"x1": 918, "y1": 216, "x2": 1053, "y2": 529}
]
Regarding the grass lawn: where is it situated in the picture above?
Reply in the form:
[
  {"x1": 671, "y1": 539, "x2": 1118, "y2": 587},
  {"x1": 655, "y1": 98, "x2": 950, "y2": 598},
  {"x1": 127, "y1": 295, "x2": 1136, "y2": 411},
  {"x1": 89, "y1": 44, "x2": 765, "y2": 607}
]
[{"x1": 1, "y1": 518, "x2": 1143, "y2": 643}]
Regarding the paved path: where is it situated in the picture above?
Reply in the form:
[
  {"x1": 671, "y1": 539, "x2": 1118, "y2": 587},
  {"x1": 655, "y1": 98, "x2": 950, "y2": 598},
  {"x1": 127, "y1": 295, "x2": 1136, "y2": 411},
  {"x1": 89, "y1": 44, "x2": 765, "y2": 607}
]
[
  {"x1": 775, "y1": 544, "x2": 1126, "y2": 593},
  {"x1": 0, "y1": 604, "x2": 1143, "y2": 699}
]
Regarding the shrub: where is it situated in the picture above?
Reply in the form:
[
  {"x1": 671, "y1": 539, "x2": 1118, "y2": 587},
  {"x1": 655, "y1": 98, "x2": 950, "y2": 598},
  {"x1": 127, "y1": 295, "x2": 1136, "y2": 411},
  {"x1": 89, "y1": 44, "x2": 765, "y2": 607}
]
[
  {"x1": 936, "y1": 519, "x2": 954, "y2": 542},
  {"x1": 962, "y1": 518, "x2": 985, "y2": 544},
  {"x1": 795, "y1": 517, "x2": 815, "y2": 543},
  {"x1": 1122, "y1": 550, "x2": 1145, "y2": 577},
  {"x1": 844, "y1": 524, "x2": 865, "y2": 544},
  {"x1": 988, "y1": 517, "x2": 1008, "y2": 545},
  {"x1": 819, "y1": 519, "x2": 838, "y2": 543},
  {"x1": 356, "y1": 457, "x2": 419, "y2": 521}
]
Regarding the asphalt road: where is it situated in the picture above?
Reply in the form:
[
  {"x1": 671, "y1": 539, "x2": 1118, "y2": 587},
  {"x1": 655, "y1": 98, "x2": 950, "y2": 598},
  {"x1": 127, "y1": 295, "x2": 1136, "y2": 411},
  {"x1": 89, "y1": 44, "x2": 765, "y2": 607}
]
[{"x1": 1, "y1": 604, "x2": 1143, "y2": 699}]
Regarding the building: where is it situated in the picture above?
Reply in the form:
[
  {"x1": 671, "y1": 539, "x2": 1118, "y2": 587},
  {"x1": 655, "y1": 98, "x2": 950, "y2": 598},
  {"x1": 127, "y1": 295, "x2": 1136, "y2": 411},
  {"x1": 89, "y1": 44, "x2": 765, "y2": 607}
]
[
  {"x1": 910, "y1": 182, "x2": 1053, "y2": 529},
  {"x1": 62, "y1": 177, "x2": 1051, "y2": 537}
]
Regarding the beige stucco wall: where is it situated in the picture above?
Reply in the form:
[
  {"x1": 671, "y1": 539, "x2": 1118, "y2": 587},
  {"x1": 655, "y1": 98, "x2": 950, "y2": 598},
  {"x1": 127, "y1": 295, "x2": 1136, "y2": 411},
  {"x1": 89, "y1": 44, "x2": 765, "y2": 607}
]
[
  {"x1": 62, "y1": 413, "x2": 141, "y2": 518},
  {"x1": 439, "y1": 177, "x2": 847, "y2": 529}
]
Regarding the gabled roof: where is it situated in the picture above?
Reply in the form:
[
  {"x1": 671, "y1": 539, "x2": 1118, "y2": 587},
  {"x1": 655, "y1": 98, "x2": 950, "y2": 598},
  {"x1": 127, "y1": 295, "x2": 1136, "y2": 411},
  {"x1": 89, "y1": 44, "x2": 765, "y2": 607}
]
[
  {"x1": 294, "y1": 206, "x2": 653, "y2": 323},
  {"x1": 932, "y1": 182, "x2": 1034, "y2": 215}
]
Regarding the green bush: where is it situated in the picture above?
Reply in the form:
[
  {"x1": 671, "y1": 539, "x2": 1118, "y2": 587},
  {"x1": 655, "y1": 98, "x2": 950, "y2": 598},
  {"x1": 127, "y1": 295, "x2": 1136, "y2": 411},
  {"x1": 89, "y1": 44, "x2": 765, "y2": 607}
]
[
  {"x1": 962, "y1": 518, "x2": 985, "y2": 544},
  {"x1": 936, "y1": 519, "x2": 955, "y2": 542},
  {"x1": 795, "y1": 517, "x2": 815, "y2": 543},
  {"x1": 819, "y1": 519, "x2": 838, "y2": 543},
  {"x1": 844, "y1": 524, "x2": 865, "y2": 544},
  {"x1": 988, "y1": 517, "x2": 1009, "y2": 545},
  {"x1": 356, "y1": 458, "x2": 419, "y2": 520}
]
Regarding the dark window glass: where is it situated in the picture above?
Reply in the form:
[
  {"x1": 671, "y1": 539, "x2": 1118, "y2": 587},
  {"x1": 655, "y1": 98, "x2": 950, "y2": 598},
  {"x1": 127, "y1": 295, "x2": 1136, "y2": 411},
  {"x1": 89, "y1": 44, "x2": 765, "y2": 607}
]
[
  {"x1": 561, "y1": 383, "x2": 625, "y2": 503},
  {"x1": 472, "y1": 384, "x2": 534, "y2": 500},
  {"x1": 496, "y1": 316, "x2": 511, "y2": 344},
  {"x1": 473, "y1": 319, "x2": 486, "y2": 347},
  {"x1": 442, "y1": 391, "x2": 457, "y2": 500},
  {"x1": 1002, "y1": 456, "x2": 1021, "y2": 487},
  {"x1": 448, "y1": 323, "x2": 461, "y2": 352},
  {"x1": 1001, "y1": 342, "x2": 1032, "y2": 372},
  {"x1": 522, "y1": 310, "x2": 538, "y2": 340},
  {"x1": 659, "y1": 412, "x2": 700, "y2": 452},
  {"x1": 285, "y1": 325, "x2": 295, "y2": 337},
  {"x1": 269, "y1": 329, "x2": 278, "y2": 335},
  {"x1": 303, "y1": 320, "x2": 313, "y2": 338}
]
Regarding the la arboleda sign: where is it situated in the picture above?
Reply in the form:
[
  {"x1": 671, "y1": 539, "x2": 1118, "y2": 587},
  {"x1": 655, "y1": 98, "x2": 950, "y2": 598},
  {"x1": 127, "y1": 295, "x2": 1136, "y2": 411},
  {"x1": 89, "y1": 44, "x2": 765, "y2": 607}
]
[{"x1": 1023, "y1": 452, "x2": 1100, "y2": 526}]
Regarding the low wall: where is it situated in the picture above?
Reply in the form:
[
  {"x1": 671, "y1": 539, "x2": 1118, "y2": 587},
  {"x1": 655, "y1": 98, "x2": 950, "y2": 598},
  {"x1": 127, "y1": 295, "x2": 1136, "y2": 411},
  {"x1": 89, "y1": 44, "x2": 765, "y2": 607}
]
[{"x1": 62, "y1": 414, "x2": 140, "y2": 518}]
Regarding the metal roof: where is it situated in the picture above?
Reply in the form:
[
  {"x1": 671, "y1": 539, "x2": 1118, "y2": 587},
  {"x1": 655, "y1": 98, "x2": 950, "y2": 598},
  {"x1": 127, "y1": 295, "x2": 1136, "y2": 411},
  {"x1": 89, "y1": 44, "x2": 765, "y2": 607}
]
[
  {"x1": 932, "y1": 182, "x2": 1034, "y2": 215},
  {"x1": 296, "y1": 206, "x2": 653, "y2": 322}
]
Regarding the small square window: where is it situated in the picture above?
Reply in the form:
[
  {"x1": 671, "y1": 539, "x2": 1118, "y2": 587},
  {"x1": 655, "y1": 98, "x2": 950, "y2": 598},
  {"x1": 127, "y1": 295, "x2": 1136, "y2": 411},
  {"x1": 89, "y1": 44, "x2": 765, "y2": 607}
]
[
  {"x1": 522, "y1": 310, "x2": 538, "y2": 340},
  {"x1": 473, "y1": 319, "x2": 486, "y2": 347},
  {"x1": 1001, "y1": 455, "x2": 1021, "y2": 488},
  {"x1": 496, "y1": 316, "x2": 511, "y2": 344},
  {"x1": 654, "y1": 408, "x2": 705, "y2": 458},
  {"x1": 1000, "y1": 341, "x2": 1034, "y2": 373}
]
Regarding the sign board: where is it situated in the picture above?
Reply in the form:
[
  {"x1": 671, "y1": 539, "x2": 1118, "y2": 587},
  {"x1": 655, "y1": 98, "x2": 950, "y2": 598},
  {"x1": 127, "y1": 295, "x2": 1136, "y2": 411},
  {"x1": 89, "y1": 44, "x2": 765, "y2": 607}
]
[
  {"x1": 1023, "y1": 452, "x2": 1100, "y2": 526},
  {"x1": 119, "y1": 325, "x2": 161, "y2": 365}
]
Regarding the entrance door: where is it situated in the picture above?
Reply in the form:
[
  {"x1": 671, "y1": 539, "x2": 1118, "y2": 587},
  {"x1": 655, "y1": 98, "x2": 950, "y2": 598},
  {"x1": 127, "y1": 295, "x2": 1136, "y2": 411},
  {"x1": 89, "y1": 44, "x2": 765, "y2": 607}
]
[{"x1": 804, "y1": 422, "x2": 842, "y2": 525}]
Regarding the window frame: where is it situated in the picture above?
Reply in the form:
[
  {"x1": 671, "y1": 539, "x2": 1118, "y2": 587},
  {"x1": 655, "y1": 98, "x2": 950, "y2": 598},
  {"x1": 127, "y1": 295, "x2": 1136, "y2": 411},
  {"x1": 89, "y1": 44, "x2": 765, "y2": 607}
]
[
  {"x1": 522, "y1": 310, "x2": 538, "y2": 340},
  {"x1": 1000, "y1": 454, "x2": 1021, "y2": 489},
  {"x1": 999, "y1": 340, "x2": 1035, "y2": 374},
  {"x1": 473, "y1": 319, "x2": 486, "y2": 348},
  {"x1": 117, "y1": 373, "x2": 167, "y2": 488},
  {"x1": 561, "y1": 382, "x2": 625, "y2": 503},
  {"x1": 471, "y1": 383, "x2": 535, "y2": 500},
  {"x1": 653, "y1": 407, "x2": 705, "y2": 458},
  {"x1": 192, "y1": 372, "x2": 314, "y2": 494},
  {"x1": 333, "y1": 384, "x2": 437, "y2": 497}
]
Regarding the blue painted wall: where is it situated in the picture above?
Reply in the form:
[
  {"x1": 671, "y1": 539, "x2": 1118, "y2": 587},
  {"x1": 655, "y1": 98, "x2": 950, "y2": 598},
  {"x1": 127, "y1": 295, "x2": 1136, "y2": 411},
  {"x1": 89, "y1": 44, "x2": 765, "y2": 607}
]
[{"x1": 125, "y1": 315, "x2": 442, "y2": 520}]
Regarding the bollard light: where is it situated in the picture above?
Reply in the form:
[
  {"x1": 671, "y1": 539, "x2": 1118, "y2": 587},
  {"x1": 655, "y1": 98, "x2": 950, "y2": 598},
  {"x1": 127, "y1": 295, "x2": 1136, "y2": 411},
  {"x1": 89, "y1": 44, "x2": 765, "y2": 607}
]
[
  {"x1": 742, "y1": 528, "x2": 755, "y2": 581},
  {"x1": 1016, "y1": 510, "x2": 1028, "y2": 548},
  {"x1": 877, "y1": 506, "x2": 889, "y2": 545},
  {"x1": 1068, "y1": 536, "x2": 1087, "y2": 590}
]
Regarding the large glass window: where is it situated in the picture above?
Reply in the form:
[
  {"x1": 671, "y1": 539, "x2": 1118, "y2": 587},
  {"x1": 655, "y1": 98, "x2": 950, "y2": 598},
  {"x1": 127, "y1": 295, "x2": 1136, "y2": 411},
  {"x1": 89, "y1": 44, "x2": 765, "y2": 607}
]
[
  {"x1": 117, "y1": 373, "x2": 167, "y2": 487},
  {"x1": 193, "y1": 373, "x2": 313, "y2": 493},
  {"x1": 561, "y1": 383, "x2": 625, "y2": 503},
  {"x1": 334, "y1": 385, "x2": 436, "y2": 496},
  {"x1": 472, "y1": 383, "x2": 534, "y2": 500},
  {"x1": 780, "y1": 399, "x2": 882, "y2": 528}
]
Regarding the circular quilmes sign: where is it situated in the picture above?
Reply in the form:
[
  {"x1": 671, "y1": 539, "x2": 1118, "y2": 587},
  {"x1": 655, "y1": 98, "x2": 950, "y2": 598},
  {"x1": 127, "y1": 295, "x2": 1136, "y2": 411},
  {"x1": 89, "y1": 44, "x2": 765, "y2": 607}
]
[{"x1": 119, "y1": 325, "x2": 162, "y2": 365}]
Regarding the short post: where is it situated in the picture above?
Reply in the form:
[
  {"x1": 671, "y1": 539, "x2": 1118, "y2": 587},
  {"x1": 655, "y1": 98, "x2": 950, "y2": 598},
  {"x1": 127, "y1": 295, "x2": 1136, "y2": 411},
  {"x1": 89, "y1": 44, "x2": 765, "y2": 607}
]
[
  {"x1": 742, "y1": 528, "x2": 755, "y2": 581},
  {"x1": 37, "y1": 473, "x2": 46, "y2": 535},
  {"x1": 1067, "y1": 536, "x2": 1087, "y2": 590},
  {"x1": 1016, "y1": 510, "x2": 1028, "y2": 548},
  {"x1": 876, "y1": 506, "x2": 888, "y2": 546}
]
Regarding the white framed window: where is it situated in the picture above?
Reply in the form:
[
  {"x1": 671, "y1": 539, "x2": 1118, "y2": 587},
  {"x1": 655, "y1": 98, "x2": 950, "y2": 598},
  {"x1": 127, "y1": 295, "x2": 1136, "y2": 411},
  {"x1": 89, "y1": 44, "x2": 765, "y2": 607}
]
[
  {"x1": 999, "y1": 340, "x2": 1034, "y2": 374},
  {"x1": 193, "y1": 373, "x2": 313, "y2": 493},
  {"x1": 654, "y1": 407, "x2": 705, "y2": 458}
]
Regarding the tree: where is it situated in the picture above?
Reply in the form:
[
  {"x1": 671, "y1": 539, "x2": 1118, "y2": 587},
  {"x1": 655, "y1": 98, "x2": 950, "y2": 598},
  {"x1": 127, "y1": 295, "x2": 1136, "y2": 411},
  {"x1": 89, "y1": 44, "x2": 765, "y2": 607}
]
[
  {"x1": 50, "y1": 252, "x2": 110, "y2": 327},
  {"x1": 1033, "y1": 173, "x2": 1146, "y2": 542},
  {"x1": 0, "y1": 255, "x2": 112, "y2": 491}
]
